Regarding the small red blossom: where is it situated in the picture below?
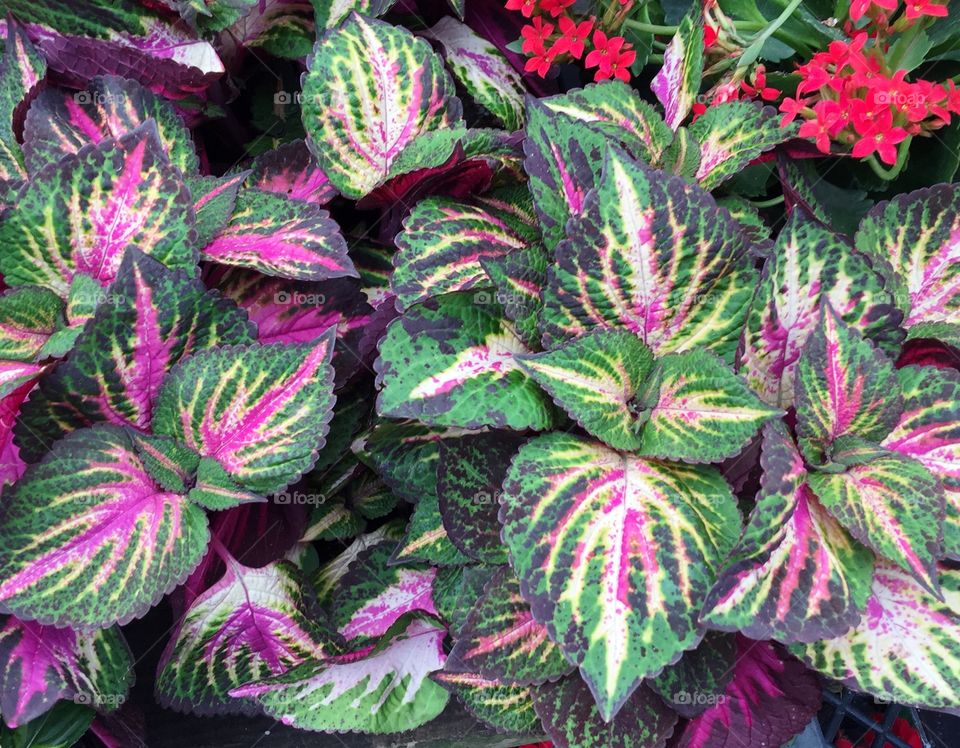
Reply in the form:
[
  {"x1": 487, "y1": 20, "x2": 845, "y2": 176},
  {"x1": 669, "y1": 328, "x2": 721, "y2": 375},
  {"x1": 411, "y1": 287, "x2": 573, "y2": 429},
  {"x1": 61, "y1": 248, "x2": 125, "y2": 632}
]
[
  {"x1": 704, "y1": 24, "x2": 718, "y2": 49},
  {"x1": 584, "y1": 32, "x2": 634, "y2": 82},
  {"x1": 520, "y1": 17, "x2": 554, "y2": 55},
  {"x1": 505, "y1": 0, "x2": 537, "y2": 17},
  {"x1": 525, "y1": 47, "x2": 557, "y2": 77},
  {"x1": 849, "y1": 0, "x2": 897, "y2": 21},
  {"x1": 539, "y1": 0, "x2": 574, "y2": 17},
  {"x1": 906, "y1": 0, "x2": 948, "y2": 18},
  {"x1": 554, "y1": 16, "x2": 593, "y2": 59}
]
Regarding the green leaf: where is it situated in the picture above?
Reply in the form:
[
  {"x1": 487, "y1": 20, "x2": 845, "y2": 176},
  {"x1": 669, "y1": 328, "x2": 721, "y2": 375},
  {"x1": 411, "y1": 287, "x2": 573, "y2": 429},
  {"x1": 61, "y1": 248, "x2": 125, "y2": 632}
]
[
  {"x1": 518, "y1": 330, "x2": 654, "y2": 451},
  {"x1": 500, "y1": 432, "x2": 741, "y2": 720}
]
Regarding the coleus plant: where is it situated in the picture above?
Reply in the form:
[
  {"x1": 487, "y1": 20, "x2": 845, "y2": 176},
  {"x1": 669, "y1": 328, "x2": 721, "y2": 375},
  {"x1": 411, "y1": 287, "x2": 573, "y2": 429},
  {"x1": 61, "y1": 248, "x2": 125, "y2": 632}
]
[{"x1": 1, "y1": 2, "x2": 960, "y2": 748}]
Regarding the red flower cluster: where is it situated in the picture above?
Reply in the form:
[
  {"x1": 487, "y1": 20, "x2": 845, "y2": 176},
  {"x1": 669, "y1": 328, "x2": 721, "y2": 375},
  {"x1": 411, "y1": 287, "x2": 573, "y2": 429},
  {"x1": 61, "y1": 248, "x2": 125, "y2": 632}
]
[
  {"x1": 692, "y1": 66, "x2": 781, "y2": 119},
  {"x1": 780, "y1": 32, "x2": 960, "y2": 165},
  {"x1": 850, "y1": 0, "x2": 946, "y2": 22},
  {"x1": 506, "y1": 0, "x2": 636, "y2": 81}
]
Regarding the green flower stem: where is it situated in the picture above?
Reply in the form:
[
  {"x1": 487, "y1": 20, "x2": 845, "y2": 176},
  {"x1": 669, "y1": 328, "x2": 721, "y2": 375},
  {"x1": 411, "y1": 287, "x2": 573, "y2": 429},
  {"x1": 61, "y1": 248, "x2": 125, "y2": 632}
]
[
  {"x1": 750, "y1": 194, "x2": 786, "y2": 208},
  {"x1": 865, "y1": 137, "x2": 913, "y2": 181}
]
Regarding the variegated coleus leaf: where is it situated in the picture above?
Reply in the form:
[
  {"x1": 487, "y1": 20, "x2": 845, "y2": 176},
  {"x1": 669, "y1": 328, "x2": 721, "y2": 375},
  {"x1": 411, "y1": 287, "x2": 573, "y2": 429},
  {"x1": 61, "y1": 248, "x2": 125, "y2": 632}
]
[
  {"x1": 0, "y1": 617, "x2": 132, "y2": 728},
  {"x1": 480, "y1": 244, "x2": 548, "y2": 350},
  {"x1": 0, "y1": 123, "x2": 196, "y2": 299},
  {"x1": 249, "y1": 139, "x2": 337, "y2": 205},
  {"x1": 540, "y1": 81, "x2": 674, "y2": 167},
  {"x1": 517, "y1": 331, "x2": 654, "y2": 451},
  {"x1": 446, "y1": 567, "x2": 573, "y2": 686},
  {"x1": 0, "y1": 425, "x2": 210, "y2": 627},
  {"x1": 701, "y1": 421, "x2": 875, "y2": 642},
  {"x1": 523, "y1": 99, "x2": 609, "y2": 252},
  {"x1": 436, "y1": 431, "x2": 524, "y2": 564},
  {"x1": 689, "y1": 102, "x2": 793, "y2": 190},
  {"x1": 301, "y1": 13, "x2": 462, "y2": 199},
  {"x1": 532, "y1": 673, "x2": 678, "y2": 748},
  {"x1": 152, "y1": 332, "x2": 337, "y2": 494},
  {"x1": 795, "y1": 304, "x2": 902, "y2": 462},
  {"x1": 740, "y1": 213, "x2": 903, "y2": 408},
  {"x1": 423, "y1": 17, "x2": 525, "y2": 131},
  {"x1": 541, "y1": 145, "x2": 756, "y2": 362},
  {"x1": 313, "y1": 0, "x2": 397, "y2": 31},
  {"x1": 391, "y1": 490, "x2": 470, "y2": 566},
  {"x1": 392, "y1": 187, "x2": 538, "y2": 311},
  {"x1": 675, "y1": 637, "x2": 821, "y2": 748},
  {"x1": 0, "y1": 286, "x2": 64, "y2": 362},
  {"x1": 201, "y1": 189, "x2": 355, "y2": 281},
  {"x1": 331, "y1": 538, "x2": 438, "y2": 644},
  {"x1": 430, "y1": 672, "x2": 540, "y2": 734},
  {"x1": 855, "y1": 184, "x2": 960, "y2": 331},
  {"x1": 156, "y1": 559, "x2": 339, "y2": 716},
  {"x1": 0, "y1": 20, "x2": 45, "y2": 182},
  {"x1": 792, "y1": 562, "x2": 960, "y2": 708},
  {"x1": 312, "y1": 522, "x2": 405, "y2": 606},
  {"x1": 650, "y1": 11, "x2": 703, "y2": 131},
  {"x1": 647, "y1": 631, "x2": 735, "y2": 718},
  {"x1": 883, "y1": 366, "x2": 960, "y2": 559},
  {"x1": 230, "y1": 617, "x2": 449, "y2": 734},
  {"x1": 15, "y1": 251, "x2": 255, "y2": 463},
  {"x1": 634, "y1": 349, "x2": 781, "y2": 463},
  {"x1": 0, "y1": 381, "x2": 34, "y2": 489},
  {"x1": 218, "y1": 0, "x2": 317, "y2": 60},
  {"x1": 188, "y1": 173, "x2": 247, "y2": 248},
  {"x1": 375, "y1": 292, "x2": 555, "y2": 430},
  {"x1": 0, "y1": 3, "x2": 224, "y2": 100},
  {"x1": 22, "y1": 75, "x2": 198, "y2": 175},
  {"x1": 500, "y1": 432, "x2": 741, "y2": 720},
  {"x1": 808, "y1": 441, "x2": 944, "y2": 594}
]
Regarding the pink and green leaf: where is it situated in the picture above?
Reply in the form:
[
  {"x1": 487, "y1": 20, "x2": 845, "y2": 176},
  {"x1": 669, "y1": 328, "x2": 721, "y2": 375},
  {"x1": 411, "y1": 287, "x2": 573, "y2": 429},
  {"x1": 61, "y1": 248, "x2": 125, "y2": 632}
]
[
  {"x1": 647, "y1": 632, "x2": 736, "y2": 718},
  {"x1": 424, "y1": 17, "x2": 525, "y2": 131},
  {"x1": 249, "y1": 139, "x2": 337, "y2": 205},
  {"x1": 301, "y1": 13, "x2": 461, "y2": 199},
  {"x1": 740, "y1": 213, "x2": 903, "y2": 408},
  {"x1": 650, "y1": 12, "x2": 703, "y2": 131},
  {"x1": 15, "y1": 251, "x2": 254, "y2": 462},
  {"x1": 152, "y1": 333, "x2": 337, "y2": 494},
  {"x1": 201, "y1": 189, "x2": 355, "y2": 281},
  {"x1": 445, "y1": 567, "x2": 573, "y2": 686},
  {"x1": 0, "y1": 425, "x2": 210, "y2": 627},
  {"x1": 808, "y1": 443, "x2": 944, "y2": 594},
  {"x1": 187, "y1": 173, "x2": 247, "y2": 248},
  {"x1": 230, "y1": 618, "x2": 449, "y2": 734},
  {"x1": 156, "y1": 560, "x2": 340, "y2": 716},
  {"x1": 480, "y1": 243, "x2": 548, "y2": 349},
  {"x1": 391, "y1": 491, "x2": 471, "y2": 566},
  {"x1": 517, "y1": 331, "x2": 655, "y2": 451},
  {"x1": 0, "y1": 20, "x2": 45, "y2": 181},
  {"x1": 0, "y1": 123, "x2": 197, "y2": 298},
  {"x1": 500, "y1": 432, "x2": 741, "y2": 720},
  {"x1": 22, "y1": 75, "x2": 199, "y2": 175},
  {"x1": 541, "y1": 81, "x2": 674, "y2": 166},
  {"x1": 392, "y1": 188, "x2": 537, "y2": 311},
  {"x1": 541, "y1": 146, "x2": 756, "y2": 361},
  {"x1": 883, "y1": 365, "x2": 960, "y2": 558},
  {"x1": 855, "y1": 184, "x2": 960, "y2": 329},
  {"x1": 792, "y1": 563, "x2": 960, "y2": 708},
  {"x1": 701, "y1": 421, "x2": 875, "y2": 642},
  {"x1": 689, "y1": 102, "x2": 793, "y2": 190},
  {"x1": 532, "y1": 673, "x2": 678, "y2": 748},
  {"x1": 375, "y1": 292, "x2": 555, "y2": 430},
  {"x1": 634, "y1": 349, "x2": 781, "y2": 463},
  {"x1": 0, "y1": 617, "x2": 132, "y2": 728},
  {"x1": 795, "y1": 304, "x2": 902, "y2": 456}
]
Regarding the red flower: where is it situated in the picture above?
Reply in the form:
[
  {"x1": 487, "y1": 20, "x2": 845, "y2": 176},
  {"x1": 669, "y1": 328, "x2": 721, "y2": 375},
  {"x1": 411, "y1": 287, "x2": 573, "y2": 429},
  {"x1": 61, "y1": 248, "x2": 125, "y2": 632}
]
[
  {"x1": 906, "y1": 0, "x2": 948, "y2": 19},
  {"x1": 851, "y1": 110, "x2": 908, "y2": 164},
  {"x1": 539, "y1": 0, "x2": 574, "y2": 17},
  {"x1": 704, "y1": 24, "x2": 718, "y2": 49},
  {"x1": 554, "y1": 16, "x2": 593, "y2": 59},
  {"x1": 521, "y1": 17, "x2": 554, "y2": 55},
  {"x1": 779, "y1": 96, "x2": 808, "y2": 127},
  {"x1": 584, "y1": 32, "x2": 635, "y2": 82},
  {"x1": 849, "y1": 0, "x2": 898, "y2": 21},
  {"x1": 741, "y1": 65, "x2": 781, "y2": 101},
  {"x1": 505, "y1": 0, "x2": 537, "y2": 17},
  {"x1": 525, "y1": 47, "x2": 557, "y2": 77}
]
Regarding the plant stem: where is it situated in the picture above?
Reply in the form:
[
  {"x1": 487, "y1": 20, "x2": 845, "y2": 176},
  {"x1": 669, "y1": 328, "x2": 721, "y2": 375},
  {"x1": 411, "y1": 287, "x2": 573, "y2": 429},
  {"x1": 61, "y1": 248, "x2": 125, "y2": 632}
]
[
  {"x1": 623, "y1": 20, "x2": 679, "y2": 35},
  {"x1": 865, "y1": 137, "x2": 912, "y2": 181},
  {"x1": 751, "y1": 194, "x2": 785, "y2": 208},
  {"x1": 737, "y1": 0, "x2": 804, "y2": 68}
]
